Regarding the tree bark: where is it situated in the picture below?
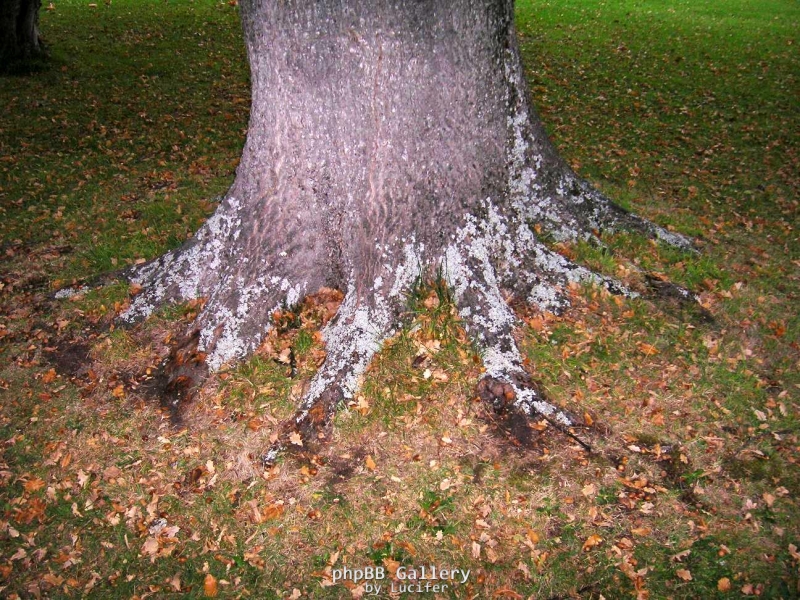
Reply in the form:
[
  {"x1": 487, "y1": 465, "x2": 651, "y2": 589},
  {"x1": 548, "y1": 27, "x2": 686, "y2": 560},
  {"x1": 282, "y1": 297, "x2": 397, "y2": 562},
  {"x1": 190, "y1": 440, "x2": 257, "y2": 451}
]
[
  {"x1": 118, "y1": 0, "x2": 694, "y2": 455},
  {"x1": 0, "y1": 0, "x2": 44, "y2": 67}
]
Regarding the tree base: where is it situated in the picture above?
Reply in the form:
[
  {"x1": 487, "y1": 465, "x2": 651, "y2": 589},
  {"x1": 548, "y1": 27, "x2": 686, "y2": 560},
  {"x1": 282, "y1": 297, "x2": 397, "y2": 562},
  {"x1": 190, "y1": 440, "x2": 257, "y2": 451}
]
[{"x1": 54, "y1": 0, "x2": 701, "y2": 463}]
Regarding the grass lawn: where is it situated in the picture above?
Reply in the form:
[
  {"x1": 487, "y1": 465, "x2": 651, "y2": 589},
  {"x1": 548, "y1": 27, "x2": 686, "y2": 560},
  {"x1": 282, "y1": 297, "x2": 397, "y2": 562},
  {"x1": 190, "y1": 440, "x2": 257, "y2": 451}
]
[{"x1": 1, "y1": 0, "x2": 798, "y2": 598}]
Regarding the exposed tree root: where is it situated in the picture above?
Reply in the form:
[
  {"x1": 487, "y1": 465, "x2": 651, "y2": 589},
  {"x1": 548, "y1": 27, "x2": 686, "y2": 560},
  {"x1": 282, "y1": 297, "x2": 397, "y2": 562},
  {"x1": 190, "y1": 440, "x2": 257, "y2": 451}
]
[
  {"x1": 141, "y1": 330, "x2": 208, "y2": 423},
  {"x1": 52, "y1": 178, "x2": 700, "y2": 464}
]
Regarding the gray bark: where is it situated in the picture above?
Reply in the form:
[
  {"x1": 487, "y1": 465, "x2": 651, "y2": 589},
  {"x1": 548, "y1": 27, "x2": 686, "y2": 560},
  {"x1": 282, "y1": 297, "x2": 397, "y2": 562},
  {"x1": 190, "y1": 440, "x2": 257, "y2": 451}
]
[{"x1": 118, "y1": 0, "x2": 693, "y2": 452}]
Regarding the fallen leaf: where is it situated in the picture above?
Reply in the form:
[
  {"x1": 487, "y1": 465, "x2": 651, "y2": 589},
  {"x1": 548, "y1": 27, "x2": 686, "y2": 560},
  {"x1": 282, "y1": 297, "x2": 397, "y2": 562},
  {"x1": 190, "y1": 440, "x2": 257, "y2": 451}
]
[
  {"x1": 141, "y1": 537, "x2": 159, "y2": 558},
  {"x1": 670, "y1": 549, "x2": 691, "y2": 562},
  {"x1": 203, "y1": 573, "x2": 218, "y2": 597},
  {"x1": 492, "y1": 589, "x2": 523, "y2": 599},
  {"x1": 717, "y1": 577, "x2": 731, "y2": 592},
  {"x1": 788, "y1": 544, "x2": 800, "y2": 561},
  {"x1": 289, "y1": 432, "x2": 303, "y2": 447},
  {"x1": 472, "y1": 541, "x2": 481, "y2": 559},
  {"x1": 262, "y1": 503, "x2": 284, "y2": 520},
  {"x1": 277, "y1": 347, "x2": 292, "y2": 364},
  {"x1": 582, "y1": 534, "x2": 603, "y2": 551},
  {"x1": 676, "y1": 569, "x2": 692, "y2": 581},
  {"x1": 23, "y1": 477, "x2": 46, "y2": 492},
  {"x1": 365, "y1": 455, "x2": 376, "y2": 471},
  {"x1": 10, "y1": 548, "x2": 27, "y2": 561},
  {"x1": 42, "y1": 573, "x2": 64, "y2": 586},
  {"x1": 638, "y1": 342, "x2": 659, "y2": 356}
]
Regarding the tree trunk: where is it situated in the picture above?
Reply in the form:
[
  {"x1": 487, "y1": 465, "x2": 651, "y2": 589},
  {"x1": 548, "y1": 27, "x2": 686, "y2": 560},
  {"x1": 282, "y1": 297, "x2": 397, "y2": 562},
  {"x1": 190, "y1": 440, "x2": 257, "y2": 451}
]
[
  {"x1": 0, "y1": 0, "x2": 44, "y2": 67},
  {"x1": 120, "y1": 0, "x2": 693, "y2": 456}
]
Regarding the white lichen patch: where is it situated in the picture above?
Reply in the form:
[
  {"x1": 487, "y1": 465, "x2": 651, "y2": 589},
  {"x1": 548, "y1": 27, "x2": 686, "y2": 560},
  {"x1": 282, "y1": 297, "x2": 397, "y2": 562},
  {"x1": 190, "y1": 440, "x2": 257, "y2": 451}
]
[
  {"x1": 514, "y1": 386, "x2": 573, "y2": 426},
  {"x1": 296, "y1": 284, "x2": 390, "y2": 420},
  {"x1": 121, "y1": 196, "x2": 244, "y2": 323},
  {"x1": 297, "y1": 240, "x2": 424, "y2": 418},
  {"x1": 200, "y1": 277, "x2": 307, "y2": 372},
  {"x1": 651, "y1": 223, "x2": 695, "y2": 252},
  {"x1": 504, "y1": 48, "x2": 577, "y2": 243},
  {"x1": 54, "y1": 285, "x2": 88, "y2": 299}
]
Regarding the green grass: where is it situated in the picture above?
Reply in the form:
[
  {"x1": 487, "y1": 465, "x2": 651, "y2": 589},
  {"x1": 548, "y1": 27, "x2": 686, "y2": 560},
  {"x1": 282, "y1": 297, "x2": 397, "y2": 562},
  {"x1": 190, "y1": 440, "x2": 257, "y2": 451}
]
[{"x1": 1, "y1": 0, "x2": 798, "y2": 598}]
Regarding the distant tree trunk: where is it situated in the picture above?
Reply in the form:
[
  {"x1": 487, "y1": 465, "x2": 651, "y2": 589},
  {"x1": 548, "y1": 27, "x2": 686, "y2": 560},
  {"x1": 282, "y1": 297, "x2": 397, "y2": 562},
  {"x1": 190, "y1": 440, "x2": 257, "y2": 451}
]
[
  {"x1": 118, "y1": 0, "x2": 694, "y2": 457},
  {"x1": 0, "y1": 0, "x2": 44, "y2": 67}
]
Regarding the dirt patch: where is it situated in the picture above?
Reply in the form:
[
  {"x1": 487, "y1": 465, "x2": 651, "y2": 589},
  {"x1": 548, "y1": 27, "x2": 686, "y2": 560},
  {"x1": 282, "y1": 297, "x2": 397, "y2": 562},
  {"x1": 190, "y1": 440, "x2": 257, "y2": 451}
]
[
  {"x1": 324, "y1": 446, "x2": 367, "y2": 487},
  {"x1": 47, "y1": 338, "x2": 92, "y2": 379}
]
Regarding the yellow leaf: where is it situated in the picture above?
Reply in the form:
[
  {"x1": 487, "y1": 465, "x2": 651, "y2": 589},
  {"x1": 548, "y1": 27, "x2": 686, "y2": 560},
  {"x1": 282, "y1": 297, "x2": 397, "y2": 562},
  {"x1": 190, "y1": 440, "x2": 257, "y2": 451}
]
[
  {"x1": 717, "y1": 577, "x2": 731, "y2": 592},
  {"x1": 365, "y1": 455, "x2": 376, "y2": 471}
]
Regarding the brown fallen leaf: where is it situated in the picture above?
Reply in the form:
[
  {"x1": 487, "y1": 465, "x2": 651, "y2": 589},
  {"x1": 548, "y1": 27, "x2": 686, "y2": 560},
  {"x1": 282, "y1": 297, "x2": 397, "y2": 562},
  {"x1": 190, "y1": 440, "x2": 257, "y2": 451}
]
[
  {"x1": 262, "y1": 503, "x2": 284, "y2": 520},
  {"x1": 526, "y1": 529, "x2": 540, "y2": 544},
  {"x1": 493, "y1": 589, "x2": 523, "y2": 599},
  {"x1": 141, "y1": 537, "x2": 159, "y2": 559},
  {"x1": 23, "y1": 477, "x2": 46, "y2": 493},
  {"x1": 203, "y1": 573, "x2": 218, "y2": 597},
  {"x1": 717, "y1": 577, "x2": 731, "y2": 592},
  {"x1": 582, "y1": 534, "x2": 603, "y2": 552},
  {"x1": 365, "y1": 455, "x2": 376, "y2": 471},
  {"x1": 676, "y1": 569, "x2": 692, "y2": 581},
  {"x1": 168, "y1": 573, "x2": 181, "y2": 592},
  {"x1": 638, "y1": 342, "x2": 659, "y2": 356}
]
